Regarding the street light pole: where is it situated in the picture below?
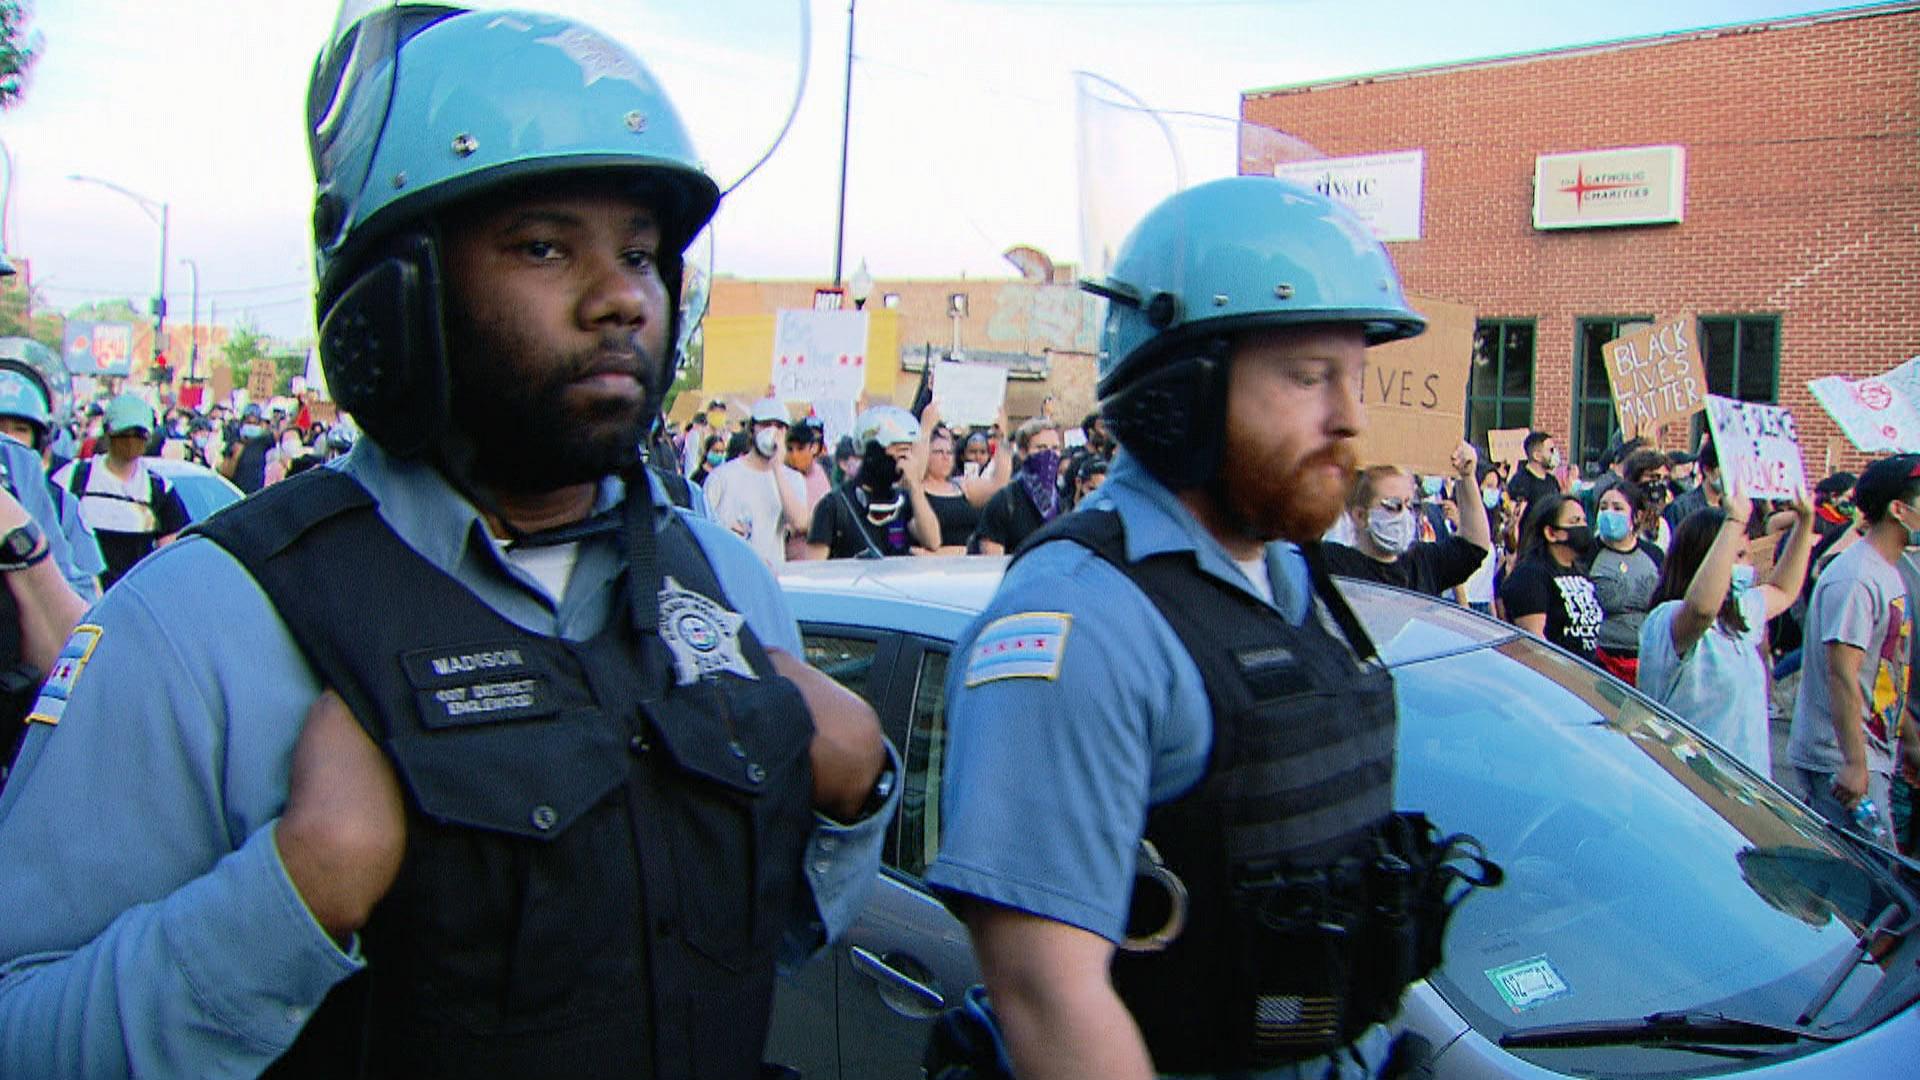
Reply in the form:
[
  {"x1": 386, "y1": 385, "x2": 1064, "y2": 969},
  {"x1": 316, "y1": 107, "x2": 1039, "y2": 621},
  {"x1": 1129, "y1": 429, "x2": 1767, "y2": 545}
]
[
  {"x1": 180, "y1": 257, "x2": 200, "y2": 381},
  {"x1": 68, "y1": 174, "x2": 170, "y2": 365},
  {"x1": 831, "y1": 0, "x2": 856, "y2": 287}
]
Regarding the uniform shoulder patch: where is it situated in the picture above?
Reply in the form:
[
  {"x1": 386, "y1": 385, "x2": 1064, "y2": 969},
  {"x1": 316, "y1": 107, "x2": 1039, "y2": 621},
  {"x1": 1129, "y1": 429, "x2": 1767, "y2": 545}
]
[
  {"x1": 26, "y1": 623, "x2": 104, "y2": 728},
  {"x1": 963, "y1": 611, "x2": 1073, "y2": 687}
]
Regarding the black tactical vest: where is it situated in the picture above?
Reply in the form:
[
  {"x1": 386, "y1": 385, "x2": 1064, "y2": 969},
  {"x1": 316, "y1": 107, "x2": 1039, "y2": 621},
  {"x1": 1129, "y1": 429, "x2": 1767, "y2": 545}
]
[
  {"x1": 1017, "y1": 511, "x2": 1425, "y2": 1072},
  {"x1": 195, "y1": 468, "x2": 816, "y2": 1080}
]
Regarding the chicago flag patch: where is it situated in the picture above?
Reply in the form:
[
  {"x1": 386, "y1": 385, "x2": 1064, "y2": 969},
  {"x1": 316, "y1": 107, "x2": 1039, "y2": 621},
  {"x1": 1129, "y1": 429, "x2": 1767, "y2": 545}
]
[
  {"x1": 26, "y1": 623, "x2": 104, "y2": 727},
  {"x1": 963, "y1": 612, "x2": 1072, "y2": 687}
]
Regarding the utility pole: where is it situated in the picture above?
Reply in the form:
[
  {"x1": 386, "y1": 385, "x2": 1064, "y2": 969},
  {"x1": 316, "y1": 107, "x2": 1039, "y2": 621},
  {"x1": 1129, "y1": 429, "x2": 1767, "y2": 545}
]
[
  {"x1": 181, "y1": 258, "x2": 200, "y2": 381},
  {"x1": 831, "y1": 0, "x2": 856, "y2": 287}
]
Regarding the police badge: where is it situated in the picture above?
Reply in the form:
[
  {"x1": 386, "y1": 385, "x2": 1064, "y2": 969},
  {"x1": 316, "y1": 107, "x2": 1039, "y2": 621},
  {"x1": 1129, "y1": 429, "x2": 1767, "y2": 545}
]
[{"x1": 658, "y1": 576, "x2": 758, "y2": 685}]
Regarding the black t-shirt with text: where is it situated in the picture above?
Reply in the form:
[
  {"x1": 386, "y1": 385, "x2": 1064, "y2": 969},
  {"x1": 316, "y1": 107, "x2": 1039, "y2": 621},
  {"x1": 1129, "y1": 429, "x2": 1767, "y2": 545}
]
[
  {"x1": 1498, "y1": 553, "x2": 1604, "y2": 658},
  {"x1": 1322, "y1": 534, "x2": 1488, "y2": 597}
]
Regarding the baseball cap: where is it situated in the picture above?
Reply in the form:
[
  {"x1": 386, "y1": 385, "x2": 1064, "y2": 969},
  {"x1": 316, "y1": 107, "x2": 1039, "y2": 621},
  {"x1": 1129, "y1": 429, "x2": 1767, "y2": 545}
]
[{"x1": 1853, "y1": 454, "x2": 1920, "y2": 522}]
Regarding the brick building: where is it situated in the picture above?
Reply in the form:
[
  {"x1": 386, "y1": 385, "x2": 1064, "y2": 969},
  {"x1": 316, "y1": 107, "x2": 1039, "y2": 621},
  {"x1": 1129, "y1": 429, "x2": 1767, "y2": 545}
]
[{"x1": 1242, "y1": 1, "x2": 1919, "y2": 475}]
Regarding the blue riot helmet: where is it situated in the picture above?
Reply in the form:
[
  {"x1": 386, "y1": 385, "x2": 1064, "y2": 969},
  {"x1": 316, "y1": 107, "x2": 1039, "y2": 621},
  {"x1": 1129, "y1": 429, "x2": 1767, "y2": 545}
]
[
  {"x1": 306, "y1": 4, "x2": 721, "y2": 460},
  {"x1": 1081, "y1": 176, "x2": 1425, "y2": 491},
  {"x1": 0, "y1": 338, "x2": 71, "y2": 450}
]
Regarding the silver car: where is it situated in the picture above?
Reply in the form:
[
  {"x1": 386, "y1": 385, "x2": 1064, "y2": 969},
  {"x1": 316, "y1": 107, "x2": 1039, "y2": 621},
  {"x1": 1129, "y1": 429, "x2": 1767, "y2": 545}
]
[{"x1": 767, "y1": 556, "x2": 1920, "y2": 1078}]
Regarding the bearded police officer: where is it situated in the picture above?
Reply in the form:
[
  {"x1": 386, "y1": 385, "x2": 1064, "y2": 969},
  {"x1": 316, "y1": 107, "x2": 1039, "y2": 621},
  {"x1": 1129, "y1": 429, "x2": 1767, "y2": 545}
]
[
  {"x1": 0, "y1": 8, "x2": 895, "y2": 1078},
  {"x1": 927, "y1": 178, "x2": 1494, "y2": 1079}
]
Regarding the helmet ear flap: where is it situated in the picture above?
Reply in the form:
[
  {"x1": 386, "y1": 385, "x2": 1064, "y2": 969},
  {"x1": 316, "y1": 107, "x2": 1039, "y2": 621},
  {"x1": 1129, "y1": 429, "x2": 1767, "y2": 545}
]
[
  {"x1": 1100, "y1": 346, "x2": 1229, "y2": 492},
  {"x1": 318, "y1": 230, "x2": 450, "y2": 460}
]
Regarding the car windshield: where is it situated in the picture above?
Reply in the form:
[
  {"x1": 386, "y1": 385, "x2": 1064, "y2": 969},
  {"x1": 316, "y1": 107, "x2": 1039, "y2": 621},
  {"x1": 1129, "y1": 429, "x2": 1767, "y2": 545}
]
[
  {"x1": 163, "y1": 471, "x2": 241, "y2": 522},
  {"x1": 1397, "y1": 635, "x2": 1917, "y2": 1073}
]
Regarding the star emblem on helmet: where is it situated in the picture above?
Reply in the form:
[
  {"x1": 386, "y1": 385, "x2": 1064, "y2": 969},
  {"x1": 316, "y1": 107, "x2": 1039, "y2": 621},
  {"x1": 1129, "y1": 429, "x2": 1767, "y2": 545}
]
[{"x1": 537, "y1": 29, "x2": 654, "y2": 92}]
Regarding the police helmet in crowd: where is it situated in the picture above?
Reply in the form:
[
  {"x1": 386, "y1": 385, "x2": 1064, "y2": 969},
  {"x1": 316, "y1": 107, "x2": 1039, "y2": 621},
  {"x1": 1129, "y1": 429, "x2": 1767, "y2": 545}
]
[
  {"x1": 854, "y1": 405, "x2": 920, "y2": 452},
  {"x1": 306, "y1": 6, "x2": 720, "y2": 460},
  {"x1": 0, "y1": 338, "x2": 69, "y2": 449},
  {"x1": 104, "y1": 394, "x2": 158, "y2": 438},
  {"x1": 1083, "y1": 176, "x2": 1425, "y2": 490}
]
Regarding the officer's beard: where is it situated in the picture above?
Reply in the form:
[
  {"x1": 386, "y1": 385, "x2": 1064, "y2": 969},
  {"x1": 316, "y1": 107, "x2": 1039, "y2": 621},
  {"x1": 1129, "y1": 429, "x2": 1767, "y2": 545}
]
[
  {"x1": 445, "y1": 315, "x2": 661, "y2": 495},
  {"x1": 1219, "y1": 435, "x2": 1357, "y2": 545}
]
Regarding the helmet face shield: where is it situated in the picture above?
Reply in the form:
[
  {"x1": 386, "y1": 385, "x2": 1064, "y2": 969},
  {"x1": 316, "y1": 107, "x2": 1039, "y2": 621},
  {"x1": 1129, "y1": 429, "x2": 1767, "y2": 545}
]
[
  {"x1": 307, "y1": 2, "x2": 809, "y2": 460},
  {"x1": 1072, "y1": 75, "x2": 1424, "y2": 393},
  {"x1": 0, "y1": 338, "x2": 72, "y2": 425}
]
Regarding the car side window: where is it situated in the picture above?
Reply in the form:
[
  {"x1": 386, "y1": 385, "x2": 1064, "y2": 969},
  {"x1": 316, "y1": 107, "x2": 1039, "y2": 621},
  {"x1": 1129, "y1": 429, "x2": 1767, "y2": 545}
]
[
  {"x1": 897, "y1": 647, "x2": 949, "y2": 879},
  {"x1": 803, "y1": 634, "x2": 881, "y2": 708}
]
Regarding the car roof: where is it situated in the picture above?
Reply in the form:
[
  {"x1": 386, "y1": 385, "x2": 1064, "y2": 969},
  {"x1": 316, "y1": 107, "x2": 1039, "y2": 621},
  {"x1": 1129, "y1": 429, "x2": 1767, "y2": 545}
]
[{"x1": 779, "y1": 554, "x2": 1518, "y2": 666}]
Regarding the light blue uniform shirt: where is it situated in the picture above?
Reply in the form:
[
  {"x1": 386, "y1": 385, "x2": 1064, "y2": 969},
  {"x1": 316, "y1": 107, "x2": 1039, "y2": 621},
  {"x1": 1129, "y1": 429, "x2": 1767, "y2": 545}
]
[
  {"x1": 927, "y1": 452, "x2": 1312, "y2": 941},
  {"x1": 927, "y1": 452, "x2": 1397, "y2": 1078},
  {"x1": 0, "y1": 440, "x2": 893, "y2": 1078},
  {"x1": 0, "y1": 436, "x2": 101, "y2": 598}
]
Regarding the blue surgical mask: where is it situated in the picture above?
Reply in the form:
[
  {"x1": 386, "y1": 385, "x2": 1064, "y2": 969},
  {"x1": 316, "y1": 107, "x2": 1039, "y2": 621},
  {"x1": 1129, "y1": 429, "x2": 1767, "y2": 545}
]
[
  {"x1": 1480, "y1": 487, "x2": 1500, "y2": 510},
  {"x1": 1595, "y1": 509, "x2": 1632, "y2": 544},
  {"x1": 1421, "y1": 476, "x2": 1445, "y2": 498},
  {"x1": 1730, "y1": 564, "x2": 1756, "y2": 596}
]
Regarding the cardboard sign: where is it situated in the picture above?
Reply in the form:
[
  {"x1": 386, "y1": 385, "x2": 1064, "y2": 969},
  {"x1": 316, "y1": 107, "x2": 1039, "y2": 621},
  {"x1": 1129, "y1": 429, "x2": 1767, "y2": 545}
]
[
  {"x1": 1806, "y1": 356, "x2": 1920, "y2": 454},
  {"x1": 933, "y1": 361, "x2": 1008, "y2": 429},
  {"x1": 771, "y1": 310, "x2": 869, "y2": 403},
  {"x1": 247, "y1": 363, "x2": 278, "y2": 404},
  {"x1": 1704, "y1": 396, "x2": 1806, "y2": 500},
  {"x1": 1488, "y1": 427, "x2": 1531, "y2": 464},
  {"x1": 1354, "y1": 295, "x2": 1474, "y2": 474},
  {"x1": 1602, "y1": 315, "x2": 1707, "y2": 439}
]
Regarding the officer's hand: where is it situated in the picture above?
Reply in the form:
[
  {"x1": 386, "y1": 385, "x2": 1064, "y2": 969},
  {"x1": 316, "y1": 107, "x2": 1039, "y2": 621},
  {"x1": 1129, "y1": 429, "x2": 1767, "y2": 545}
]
[
  {"x1": 276, "y1": 690, "x2": 408, "y2": 945},
  {"x1": 0, "y1": 484, "x2": 30, "y2": 535},
  {"x1": 767, "y1": 648, "x2": 887, "y2": 823}
]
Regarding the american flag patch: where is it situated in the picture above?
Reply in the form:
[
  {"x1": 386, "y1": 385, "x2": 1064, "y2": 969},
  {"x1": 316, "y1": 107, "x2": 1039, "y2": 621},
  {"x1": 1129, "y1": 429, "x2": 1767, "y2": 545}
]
[
  {"x1": 963, "y1": 612, "x2": 1072, "y2": 687},
  {"x1": 26, "y1": 624, "x2": 104, "y2": 728}
]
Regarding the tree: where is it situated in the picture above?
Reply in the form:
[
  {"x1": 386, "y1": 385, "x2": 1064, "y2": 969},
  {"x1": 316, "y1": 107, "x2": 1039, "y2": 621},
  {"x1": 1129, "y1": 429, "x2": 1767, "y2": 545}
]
[
  {"x1": 221, "y1": 323, "x2": 270, "y2": 386},
  {"x1": 0, "y1": 1, "x2": 39, "y2": 110},
  {"x1": 65, "y1": 298, "x2": 142, "y2": 325},
  {"x1": 0, "y1": 279, "x2": 59, "y2": 349}
]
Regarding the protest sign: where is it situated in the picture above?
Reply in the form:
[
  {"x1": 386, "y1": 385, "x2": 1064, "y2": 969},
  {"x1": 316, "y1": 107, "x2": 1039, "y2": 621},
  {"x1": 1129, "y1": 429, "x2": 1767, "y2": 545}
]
[
  {"x1": 1807, "y1": 356, "x2": 1920, "y2": 454},
  {"x1": 771, "y1": 310, "x2": 869, "y2": 403},
  {"x1": 1487, "y1": 427, "x2": 1531, "y2": 464},
  {"x1": 247, "y1": 363, "x2": 278, "y2": 404},
  {"x1": 933, "y1": 361, "x2": 1008, "y2": 429},
  {"x1": 1602, "y1": 315, "x2": 1707, "y2": 439},
  {"x1": 1354, "y1": 295, "x2": 1474, "y2": 474},
  {"x1": 1704, "y1": 395, "x2": 1806, "y2": 500}
]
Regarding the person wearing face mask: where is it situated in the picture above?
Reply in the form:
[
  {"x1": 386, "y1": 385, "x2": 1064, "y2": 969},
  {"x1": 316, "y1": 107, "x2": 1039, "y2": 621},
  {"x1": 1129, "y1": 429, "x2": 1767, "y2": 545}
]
[
  {"x1": 1322, "y1": 442, "x2": 1488, "y2": 598},
  {"x1": 220, "y1": 404, "x2": 275, "y2": 494},
  {"x1": 1665, "y1": 439, "x2": 1725, "y2": 532},
  {"x1": 703, "y1": 397, "x2": 814, "y2": 568},
  {"x1": 1638, "y1": 486, "x2": 1814, "y2": 776},
  {"x1": 973, "y1": 417, "x2": 1065, "y2": 556},
  {"x1": 689, "y1": 433, "x2": 727, "y2": 486},
  {"x1": 807, "y1": 406, "x2": 940, "y2": 559},
  {"x1": 1785, "y1": 454, "x2": 1920, "y2": 842},
  {"x1": 1504, "y1": 430, "x2": 1563, "y2": 520},
  {"x1": 1459, "y1": 463, "x2": 1509, "y2": 615},
  {"x1": 1584, "y1": 481, "x2": 1665, "y2": 684},
  {"x1": 1499, "y1": 493, "x2": 1604, "y2": 660}
]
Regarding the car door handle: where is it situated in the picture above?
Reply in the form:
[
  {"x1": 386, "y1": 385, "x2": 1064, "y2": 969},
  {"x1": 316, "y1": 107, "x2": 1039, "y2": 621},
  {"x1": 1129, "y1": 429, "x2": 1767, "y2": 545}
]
[{"x1": 849, "y1": 945, "x2": 946, "y2": 1011}]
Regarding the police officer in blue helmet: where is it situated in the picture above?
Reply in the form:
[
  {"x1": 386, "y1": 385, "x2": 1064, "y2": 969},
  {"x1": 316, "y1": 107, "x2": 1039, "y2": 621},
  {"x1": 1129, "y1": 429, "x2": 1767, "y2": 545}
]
[
  {"x1": 927, "y1": 177, "x2": 1496, "y2": 1079},
  {"x1": 0, "y1": 7, "x2": 895, "y2": 1079}
]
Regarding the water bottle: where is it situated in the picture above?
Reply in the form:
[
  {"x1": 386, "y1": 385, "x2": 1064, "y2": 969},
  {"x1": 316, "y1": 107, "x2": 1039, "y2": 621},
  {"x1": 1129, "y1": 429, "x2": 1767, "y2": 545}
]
[{"x1": 1851, "y1": 797, "x2": 1889, "y2": 842}]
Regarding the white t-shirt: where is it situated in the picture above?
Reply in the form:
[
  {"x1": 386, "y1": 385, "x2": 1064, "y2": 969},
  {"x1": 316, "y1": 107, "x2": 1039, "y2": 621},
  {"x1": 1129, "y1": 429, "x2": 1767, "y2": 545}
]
[
  {"x1": 1638, "y1": 588, "x2": 1771, "y2": 775},
  {"x1": 703, "y1": 456, "x2": 806, "y2": 568},
  {"x1": 53, "y1": 457, "x2": 167, "y2": 534}
]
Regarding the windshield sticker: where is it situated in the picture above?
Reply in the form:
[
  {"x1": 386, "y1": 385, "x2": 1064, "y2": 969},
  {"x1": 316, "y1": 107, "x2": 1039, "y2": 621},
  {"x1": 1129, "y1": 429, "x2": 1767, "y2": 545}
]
[{"x1": 1487, "y1": 956, "x2": 1570, "y2": 1013}]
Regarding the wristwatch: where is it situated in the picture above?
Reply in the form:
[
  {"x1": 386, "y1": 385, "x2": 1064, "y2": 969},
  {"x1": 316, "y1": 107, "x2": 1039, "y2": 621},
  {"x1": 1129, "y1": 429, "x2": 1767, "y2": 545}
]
[
  {"x1": 843, "y1": 765, "x2": 897, "y2": 824},
  {"x1": 0, "y1": 519, "x2": 48, "y2": 572}
]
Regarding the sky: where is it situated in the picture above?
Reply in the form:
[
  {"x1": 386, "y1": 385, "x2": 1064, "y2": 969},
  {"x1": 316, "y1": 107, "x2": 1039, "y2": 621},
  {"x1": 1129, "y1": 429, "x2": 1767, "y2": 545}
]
[{"x1": 0, "y1": 0, "x2": 1889, "y2": 341}]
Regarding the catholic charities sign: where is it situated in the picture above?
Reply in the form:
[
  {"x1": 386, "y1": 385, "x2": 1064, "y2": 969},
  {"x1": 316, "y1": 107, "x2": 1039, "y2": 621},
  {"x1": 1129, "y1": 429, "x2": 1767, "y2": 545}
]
[
  {"x1": 1533, "y1": 145, "x2": 1685, "y2": 230},
  {"x1": 1273, "y1": 150, "x2": 1424, "y2": 242}
]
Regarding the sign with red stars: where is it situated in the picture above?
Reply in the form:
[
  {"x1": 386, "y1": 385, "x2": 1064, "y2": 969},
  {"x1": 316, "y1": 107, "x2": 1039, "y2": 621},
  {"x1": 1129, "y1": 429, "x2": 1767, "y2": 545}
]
[{"x1": 772, "y1": 309, "x2": 870, "y2": 403}]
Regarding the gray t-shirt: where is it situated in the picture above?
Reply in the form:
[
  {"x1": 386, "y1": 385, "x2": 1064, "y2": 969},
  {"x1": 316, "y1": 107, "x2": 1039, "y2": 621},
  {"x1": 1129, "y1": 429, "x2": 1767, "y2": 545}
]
[
  {"x1": 1587, "y1": 542, "x2": 1660, "y2": 654},
  {"x1": 1787, "y1": 540, "x2": 1914, "y2": 776}
]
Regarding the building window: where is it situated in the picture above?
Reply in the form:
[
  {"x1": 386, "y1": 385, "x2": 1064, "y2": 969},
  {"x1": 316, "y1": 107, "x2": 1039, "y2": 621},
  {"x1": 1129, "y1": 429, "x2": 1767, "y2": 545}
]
[
  {"x1": 1572, "y1": 315, "x2": 1653, "y2": 473},
  {"x1": 1466, "y1": 320, "x2": 1535, "y2": 448},
  {"x1": 1691, "y1": 315, "x2": 1780, "y2": 447}
]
